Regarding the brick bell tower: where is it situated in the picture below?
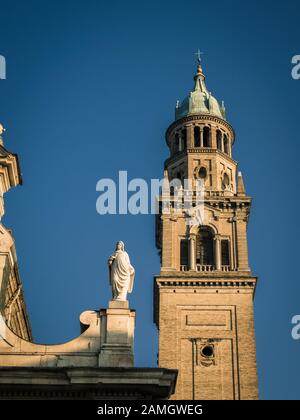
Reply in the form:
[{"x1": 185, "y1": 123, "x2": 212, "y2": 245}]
[{"x1": 154, "y1": 58, "x2": 259, "y2": 400}]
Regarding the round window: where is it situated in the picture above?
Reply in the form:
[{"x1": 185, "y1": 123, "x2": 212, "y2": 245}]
[
  {"x1": 201, "y1": 345, "x2": 214, "y2": 358},
  {"x1": 198, "y1": 167, "x2": 207, "y2": 179}
]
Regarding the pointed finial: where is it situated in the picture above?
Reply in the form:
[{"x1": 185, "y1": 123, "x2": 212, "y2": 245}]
[
  {"x1": 162, "y1": 170, "x2": 170, "y2": 199},
  {"x1": 221, "y1": 100, "x2": 226, "y2": 118},
  {"x1": 0, "y1": 123, "x2": 6, "y2": 146},
  {"x1": 237, "y1": 171, "x2": 246, "y2": 196}
]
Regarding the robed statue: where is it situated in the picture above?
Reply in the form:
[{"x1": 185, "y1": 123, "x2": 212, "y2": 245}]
[{"x1": 108, "y1": 241, "x2": 135, "y2": 301}]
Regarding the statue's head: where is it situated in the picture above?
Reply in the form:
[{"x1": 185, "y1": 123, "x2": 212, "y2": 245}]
[{"x1": 116, "y1": 241, "x2": 125, "y2": 251}]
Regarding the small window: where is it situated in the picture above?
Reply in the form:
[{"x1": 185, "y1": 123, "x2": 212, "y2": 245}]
[
  {"x1": 174, "y1": 133, "x2": 179, "y2": 153},
  {"x1": 203, "y1": 127, "x2": 211, "y2": 147},
  {"x1": 181, "y1": 128, "x2": 187, "y2": 150},
  {"x1": 194, "y1": 126, "x2": 200, "y2": 147},
  {"x1": 224, "y1": 135, "x2": 229, "y2": 154},
  {"x1": 180, "y1": 239, "x2": 189, "y2": 266},
  {"x1": 221, "y1": 240, "x2": 230, "y2": 266},
  {"x1": 217, "y1": 130, "x2": 222, "y2": 150}
]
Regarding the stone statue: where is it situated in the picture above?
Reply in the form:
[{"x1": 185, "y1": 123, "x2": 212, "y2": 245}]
[{"x1": 108, "y1": 241, "x2": 135, "y2": 301}]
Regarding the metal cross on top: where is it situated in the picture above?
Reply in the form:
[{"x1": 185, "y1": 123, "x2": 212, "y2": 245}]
[{"x1": 194, "y1": 49, "x2": 204, "y2": 64}]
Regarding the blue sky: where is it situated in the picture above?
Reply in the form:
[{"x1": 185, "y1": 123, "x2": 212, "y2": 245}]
[{"x1": 0, "y1": 0, "x2": 299, "y2": 399}]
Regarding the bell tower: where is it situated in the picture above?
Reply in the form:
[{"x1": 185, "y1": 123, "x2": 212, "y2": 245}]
[{"x1": 154, "y1": 60, "x2": 258, "y2": 400}]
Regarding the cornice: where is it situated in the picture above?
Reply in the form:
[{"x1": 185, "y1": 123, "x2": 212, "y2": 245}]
[{"x1": 155, "y1": 276, "x2": 257, "y2": 289}]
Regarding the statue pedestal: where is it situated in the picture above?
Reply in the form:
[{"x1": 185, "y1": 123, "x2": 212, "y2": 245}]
[{"x1": 98, "y1": 300, "x2": 135, "y2": 367}]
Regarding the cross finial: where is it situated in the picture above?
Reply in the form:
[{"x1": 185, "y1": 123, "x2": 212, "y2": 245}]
[{"x1": 195, "y1": 49, "x2": 204, "y2": 64}]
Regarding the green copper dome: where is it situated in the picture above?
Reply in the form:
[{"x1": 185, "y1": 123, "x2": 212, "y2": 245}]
[{"x1": 175, "y1": 64, "x2": 226, "y2": 121}]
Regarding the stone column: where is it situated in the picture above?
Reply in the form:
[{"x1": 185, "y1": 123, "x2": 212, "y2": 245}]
[
  {"x1": 189, "y1": 235, "x2": 196, "y2": 270},
  {"x1": 161, "y1": 216, "x2": 175, "y2": 271},
  {"x1": 211, "y1": 126, "x2": 217, "y2": 149},
  {"x1": 231, "y1": 217, "x2": 238, "y2": 270},
  {"x1": 228, "y1": 140, "x2": 232, "y2": 158},
  {"x1": 236, "y1": 216, "x2": 250, "y2": 271},
  {"x1": 186, "y1": 124, "x2": 193, "y2": 148},
  {"x1": 221, "y1": 134, "x2": 224, "y2": 152},
  {"x1": 0, "y1": 256, "x2": 8, "y2": 311},
  {"x1": 214, "y1": 235, "x2": 221, "y2": 270},
  {"x1": 99, "y1": 300, "x2": 135, "y2": 368},
  {"x1": 230, "y1": 238, "x2": 235, "y2": 271},
  {"x1": 200, "y1": 126, "x2": 204, "y2": 148}
]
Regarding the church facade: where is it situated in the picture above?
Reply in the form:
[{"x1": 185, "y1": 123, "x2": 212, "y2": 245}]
[
  {"x1": 0, "y1": 128, "x2": 32, "y2": 342},
  {"x1": 154, "y1": 61, "x2": 259, "y2": 400}
]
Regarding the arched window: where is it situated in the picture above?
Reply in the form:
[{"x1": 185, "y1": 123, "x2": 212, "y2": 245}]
[
  {"x1": 174, "y1": 133, "x2": 179, "y2": 154},
  {"x1": 194, "y1": 126, "x2": 200, "y2": 147},
  {"x1": 181, "y1": 128, "x2": 187, "y2": 150},
  {"x1": 216, "y1": 130, "x2": 222, "y2": 150},
  {"x1": 203, "y1": 127, "x2": 211, "y2": 147},
  {"x1": 196, "y1": 226, "x2": 214, "y2": 267},
  {"x1": 224, "y1": 135, "x2": 229, "y2": 155}
]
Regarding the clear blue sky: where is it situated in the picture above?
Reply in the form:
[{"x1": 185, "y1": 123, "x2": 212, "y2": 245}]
[{"x1": 0, "y1": 0, "x2": 299, "y2": 400}]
